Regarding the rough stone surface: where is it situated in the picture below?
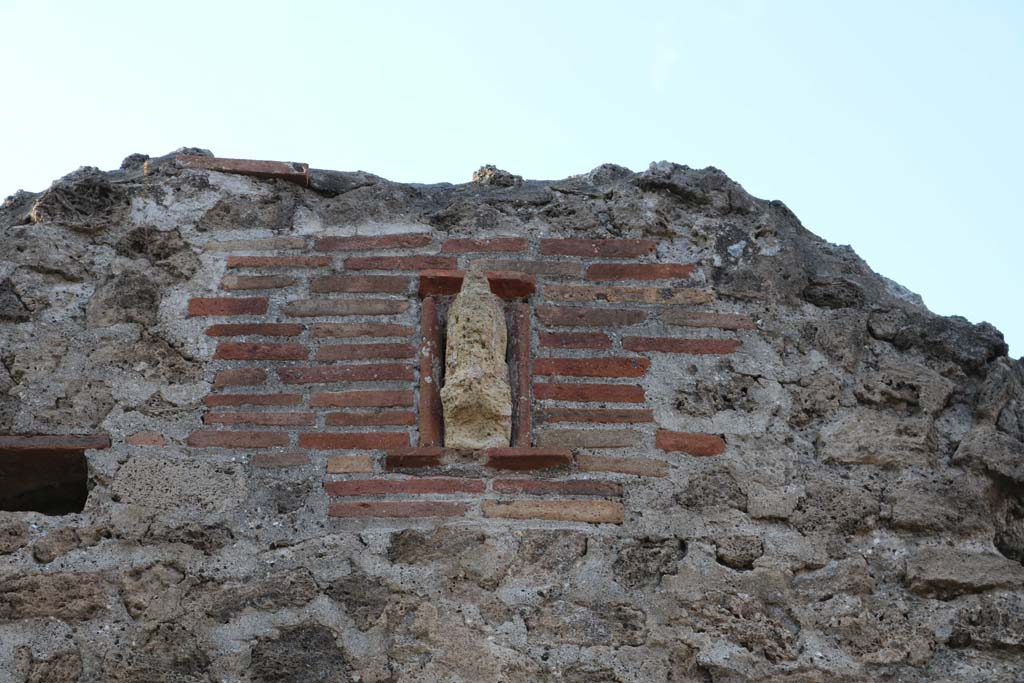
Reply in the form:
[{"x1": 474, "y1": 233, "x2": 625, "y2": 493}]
[
  {"x1": 0, "y1": 152, "x2": 1021, "y2": 682},
  {"x1": 440, "y1": 270, "x2": 513, "y2": 448}
]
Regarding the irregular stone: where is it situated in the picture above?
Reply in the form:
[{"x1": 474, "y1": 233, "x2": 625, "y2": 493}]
[
  {"x1": 948, "y1": 591, "x2": 1024, "y2": 651},
  {"x1": 525, "y1": 600, "x2": 647, "y2": 646},
  {"x1": 0, "y1": 514, "x2": 30, "y2": 554},
  {"x1": 715, "y1": 535, "x2": 764, "y2": 571},
  {"x1": 614, "y1": 537, "x2": 686, "y2": 589},
  {"x1": 793, "y1": 480, "x2": 880, "y2": 536},
  {"x1": 112, "y1": 457, "x2": 246, "y2": 513},
  {"x1": 855, "y1": 362, "x2": 954, "y2": 416},
  {"x1": 905, "y1": 547, "x2": 1024, "y2": 599},
  {"x1": 472, "y1": 164, "x2": 523, "y2": 187},
  {"x1": 976, "y1": 357, "x2": 1024, "y2": 440},
  {"x1": 31, "y1": 527, "x2": 80, "y2": 564},
  {"x1": 25, "y1": 650, "x2": 82, "y2": 683},
  {"x1": 817, "y1": 409, "x2": 935, "y2": 467},
  {"x1": 142, "y1": 520, "x2": 234, "y2": 553},
  {"x1": 793, "y1": 557, "x2": 875, "y2": 601},
  {"x1": 676, "y1": 467, "x2": 747, "y2": 511},
  {"x1": 388, "y1": 526, "x2": 513, "y2": 589},
  {"x1": 884, "y1": 473, "x2": 992, "y2": 534},
  {"x1": 869, "y1": 308, "x2": 1008, "y2": 374},
  {"x1": 325, "y1": 569, "x2": 392, "y2": 630},
  {"x1": 101, "y1": 622, "x2": 210, "y2": 683},
  {"x1": 0, "y1": 572, "x2": 106, "y2": 621},
  {"x1": 440, "y1": 270, "x2": 512, "y2": 449},
  {"x1": 788, "y1": 370, "x2": 842, "y2": 428},
  {"x1": 86, "y1": 270, "x2": 162, "y2": 327},
  {"x1": 206, "y1": 568, "x2": 318, "y2": 622},
  {"x1": 250, "y1": 623, "x2": 350, "y2": 683},
  {"x1": 122, "y1": 562, "x2": 187, "y2": 621},
  {"x1": 0, "y1": 278, "x2": 30, "y2": 321},
  {"x1": 30, "y1": 170, "x2": 123, "y2": 232},
  {"x1": 953, "y1": 425, "x2": 1024, "y2": 483}
]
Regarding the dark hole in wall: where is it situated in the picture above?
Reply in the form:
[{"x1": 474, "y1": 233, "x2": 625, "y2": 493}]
[{"x1": 0, "y1": 449, "x2": 88, "y2": 515}]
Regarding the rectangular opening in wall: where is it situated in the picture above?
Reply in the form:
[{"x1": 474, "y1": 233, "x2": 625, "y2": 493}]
[{"x1": 0, "y1": 449, "x2": 89, "y2": 515}]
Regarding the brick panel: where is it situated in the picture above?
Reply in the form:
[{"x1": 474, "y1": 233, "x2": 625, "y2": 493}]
[
  {"x1": 316, "y1": 343, "x2": 416, "y2": 361},
  {"x1": 314, "y1": 234, "x2": 433, "y2": 251},
  {"x1": 536, "y1": 305, "x2": 646, "y2": 327},
  {"x1": 226, "y1": 255, "x2": 331, "y2": 268},
  {"x1": 311, "y1": 390, "x2": 415, "y2": 408},
  {"x1": 324, "y1": 478, "x2": 486, "y2": 496},
  {"x1": 278, "y1": 365, "x2": 415, "y2": 384},
  {"x1": 300, "y1": 432, "x2": 411, "y2": 450},
  {"x1": 534, "y1": 358, "x2": 650, "y2": 378},
  {"x1": 328, "y1": 502, "x2": 468, "y2": 518},
  {"x1": 533, "y1": 383, "x2": 646, "y2": 403},
  {"x1": 655, "y1": 431, "x2": 726, "y2": 456},
  {"x1": 188, "y1": 297, "x2": 268, "y2": 317}
]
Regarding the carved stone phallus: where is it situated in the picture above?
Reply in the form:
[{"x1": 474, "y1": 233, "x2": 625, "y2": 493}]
[{"x1": 440, "y1": 270, "x2": 513, "y2": 449}]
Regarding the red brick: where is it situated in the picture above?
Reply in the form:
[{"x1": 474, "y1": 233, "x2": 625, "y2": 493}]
[
  {"x1": 220, "y1": 275, "x2": 296, "y2": 290},
  {"x1": 543, "y1": 408, "x2": 654, "y2": 423},
  {"x1": 312, "y1": 390, "x2": 414, "y2": 408},
  {"x1": 484, "y1": 447, "x2": 573, "y2": 470},
  {"x1": 538, "y1": 332, "x2": 612, "y2": 349},
  {"x1": 622, "y1": 337, "x2": 742, "y2": 354},
  {"x1": 418, "y1": 297, "x2": 442, "y2": 447},
  {"x1": 482, "y1": 499, "x2": 624, "y2": 523},
  {"x1": 384, "y1": 447, "x2": 449, "y2": 469},
  {"x1": 586, "y1": 263, "x2": 695, "y2": 281},
  {"x1": 311, "y1": 323, "x2": 414, "y2": 338},
  {"x1": 539, "y1": 238, "x2": 656, "y2": 257},
  {"x1": 251, "y1": 452, "x2": 311, "y2": 468},
  {"x1": 0, "y1": 434, "x2": 110, "y2": 453},
  {"x1": 214, "y1": 342, "x2": 308, "y2": 361},
  {"x1": 534, "y1": 357, "x2": 650, "y2": 378},
  {"x1": 203, "y1": 412, "x2": 316, "y2": 426},
  {"x1": 328, "y1": 501, "x2": 467, "y2": 518},
  {"x1": 282, "y1": 299, "x2": 409, "y2": 317},
  {"x1": 299, "y1": 432, "x2": 410, "y2": 450},
  {"x1": 660, "y1": 311, "x2": 757, "y2": 330},
  {"x1": 345, "y1": 256, "x2": 457, "y2": 271},
  {"x1": 536, "y1": 306, "x2": 646, "y2": 327},
  {"x1": 533, "y1": 383, "x2": 646, "y2": 403},
  {"x1": 418, "y1": 270, "x2": 536, "y2": 299},
  {"x1": 493, "y1": 479, "x2": 622, "y2": 497},
  {"x1": 316, "y1": 343, "x2": 415, "y2": 361},
  {"x1": 536, "y1": 429, "x2": 642, "y2": 449},
  {"x1": 326, "y1": 454, "x2": 375, "y2": 473},
  {"x1": 656, "y1": 431, "x2": 726, "y2": 456},
  {"x1": 311, "y1": 275, "x2": 411, "y2": 294},
  {"x1": 204, "y1": 237, "x2": 306, "y2": 252},
  {"x1": 578, "y1": 455, "x2": 668, "y2": 477},
  {"x1": 512, "y1": 302, "x2": 532, "y2": 447},
  {"x1": 545, "y1": 285, "x2": 714, "y2": 305},
  {"x1": 213, "y1": 368, "x2": 267, "y2": 388},
  {"x1": 441, "y1": 237, "x2": 528, "y2": 253},
  {"x1": 186, "y1": 431, "x2": 289, "y2": 448},
  {"x1": 471, "y1": 259, "x2": 582, "y2": 277},
  {"x1": 314, "y1": 234, "x2": 432, "y2": 251},
  {"x1": 188, "y1": 297, "x2": 268, "y2": 317},
  {"x1": 176, "y1": 155, "x2": 310, "y2": 186},
  {"x1": 126, "y1": 431, "x2": 166, "y2": 446},
  {"x1": 326, "y1": 411, "x2": 417, "y2": 426},
  {"x1": 202, "y1": 393, "x2": 302, "y2": 407},
  {"x1": 206, "y1": 323, "x2": 303, "y2": 337},
  {"x1": 226, "y1": 255, "x2": 331, "y2": 268},
  {"x1": 324, "y1": 478, "x2": 485, "y2": 496},
  {"x1": 278, "y1": 365, "x2": 414, "y2": 384}
]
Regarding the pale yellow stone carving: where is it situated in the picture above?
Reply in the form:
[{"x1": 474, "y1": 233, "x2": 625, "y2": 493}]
[{"x1": 440, "y1": 271, "x2": 512, "y2": 449}]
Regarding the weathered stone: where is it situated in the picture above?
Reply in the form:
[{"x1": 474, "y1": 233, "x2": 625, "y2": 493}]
[
  {"x1": 817, "y1": 409, "x2": 935, "y2": 467},
  {"x1": 0, "y1": 572, "x2": 106, "y2": 621},
  {"x1": 388, "y1": 526, "x2": 513, "y2": 589},
  {"x1": 948, "y1": 591, "x2": 1024, "y2": 651},
  {"x1": 0, "y1": 514, "x2": 30, "y2": 554},
  {"x1": 31, "y1": 527, "x2": 80, "y2": 563},
  {"x1": 24, "y1": 649, "x2": 83, "y2": 683},
  {"x1": 111, "y1": 457, "x2": 246, "y2": 513},
  {"x1": 855, "y1": 362, "x2": 954, "y2": 416},
  {"x1": 325, "y1": 569, "x2": 392, "y2": 630},
  {"x1": 206, "y1": 568, "x2": 318, "y2": 622},
  {"x1": 101, "y1": 622, "x2": 210, "y2": 683},
  {"x1": 525, "y1": 600, "x2": 647, "y2": 646},
  {"x1": 953, "y1": 425, "x2": 1024, "y2": 483},
  {"x1": 715, "y1": 535, "x2": 764, "y2": 570},
  {"x1": 250, "y1": 623, "x2": 350, "y2": 683},
  {"x1": 614, "y1": 537, "x2": 686, "y2": 589},
  {"x1": 440, "y1": 270, "x2": 513, "y2": 449},
  {"x1": 905, "y1": 547, "x2": 1024, "y2": 599}
]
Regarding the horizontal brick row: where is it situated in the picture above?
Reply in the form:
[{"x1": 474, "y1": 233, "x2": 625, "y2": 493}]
[
  {"x1": 533, "y1": 383, "x2": 646, "y2": 403},
  {"x1": 325, "y1": 477, "x2": 486, "y2": 496},
  {"x1": 655, "y1": 431, "x2": 726, "y2": 456},
  {"x1": 482, "y1": 499, "x2": 624, "y2": 523},
  {"x1": 311, "y1": 390, "x2": 414, "y2": 407},
  {"x1": 203, "y1": 412, "x2": 315, "y2": 426},
  {"x1": 328, "y1": 501, "x2": 467, "y2": 518},
  {"x1": 188, "y1": 297, "x2": 267, "y2": 317},
  {"x1": 542, "y1": 408, "x2": 654, "y2": 423},
  {"x1": 221, "y1": 275, "x2": 296, "y2": 290},
  {"x1": 536, "y1": 306, "x2": 645, "y2": 327},
  {"x1": 203, "y1": 393, "x2": 302, "y2": 407},
  {"x1": 311, "y1": 275, "x2": 411, "y2": 293},
  {"x1": 315, "y1": 234, "x2": 432, "y2": 251},
  {"x1": 545, "y1": 284, "x2": 714, "y2": 305},
  {"x1": 214, "y1": 343, "x2": 308, "y2": 360},
  {"x1": 277, "y1": 365, "x2": 414, "y2": 384},
  {"x1": 206, "y1": 323, "x2": 303, "y2": 337},
  {"x1": 539, "y1": 238, "x2": 656, "y2": 258},
  {"x1": 418, "y1": 270, "x2": 535, "y2": 299},
  {"x1": 492, "y1": 479, "x2": 622, "y2": 497},
  {"x1": 281, "y1": 299, "x2": 409, "y2": 317},
  {"x1": 539, "y1": 332, "x2": 612, "y2": 349},
  {"x1": 326, "y1": 411, "x2": 416, "y2": 426},
  {"x1": 534, "y1": 358, "x2": 650, "y2": 378},
  {"x1": 586, "y1": 263, "x2": 694, "y2": 281},
  {"x1": 315, "y1": 343, "x2": 416, "y2": 361},
  {"x1": 227, "y1": 255, "x2": 330, "y2": 268}
]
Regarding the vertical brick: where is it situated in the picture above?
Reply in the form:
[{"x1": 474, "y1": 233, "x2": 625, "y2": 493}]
[
  {"x1": 655, "y1": 431, "x2": 726, "y2": 456},
  {"x1": 512, "y1": 302, "x2": 532, "y2": 447},
  {"x1": 419, "y1": 297, "x2": 443, "y2": 448}
]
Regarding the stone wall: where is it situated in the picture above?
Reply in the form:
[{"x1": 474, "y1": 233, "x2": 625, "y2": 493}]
[{"x1": 0, "y1": 151, "x2": 1022, "y2": 682}]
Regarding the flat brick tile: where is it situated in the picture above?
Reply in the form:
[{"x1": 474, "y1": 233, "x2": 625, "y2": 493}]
[
  {"x1": 206, "y1": 323, "x2": 303, "y2": 337},
  {"x1": 204, "y1": 237, "x2": 307, "y2": 252},
  {"x1": 493, "y1": 479, "x2": 623, "y2": 497},
  {"x1": 203, "y1": 412, "x2": 315, "y2": 426},
  {"x1": 471, "y1": 259, "x2": 582, "y2": 277},
  {"x1": 299, "y1": 432, "x2": 411, "y2": 450},
  {"x1": 326, "y1": 411, "x2": 417, "y2": 426},
  {"x1": 328, "y1": 501, "x2": 468, "y2": 518},
  {"x1": 202, "y1": 393, "x2": 302, "y2": 407},
  {"x1": 312, "y1": 390, "x2": 415, "y2": 408},
  {"x1": 482, "y1": 499, "x2": 624, "y2": 524},
  {"x1": 533, "y1": 383, "x2": 646, "y2": 403},
  {"x1": 251, "y1": 452, "x2": 311, "y2": 468},
  {"x1": 311, "y1": 323, "x2": 414, "y2": 338},
  {"x1": 316, "y1": 343, "x2": 416, "y2": 361},
  {"x1": 483, "y1": 447, "x2": 573, "y2": 470},
  {"x1": 586, "y1": 263, "x2": 695, "y2": 281},
  {"x1": 536, "y1": 305, "x2": 646, "y2": 327},
  {"x1": 213, "y1": 368, "x2": 267, "y2": 388},
  {"x1": 188, "y1": 297, "x2": 268, "y2": 317},
  {"x1": 660, "y1": 311, "x2": 757, "y2": 330},
  {"x1": 186, "y1": 431, "x2": 289, "y2": 448},
  {"x1": 324, "y1": 478, "x2": 485, "y2": 496},
  {"x1": 545, "y1": 285, "x2": 714, "y2": 305},
  {"x1": 536, "y1": 429, "x2": 642, "y2": 449},
  {"x1": 213, "y1": 342, "x2": 308, "y2": 361},
  {"x1": 177, "y1": 155, "x2": 310, "y2": 186},
  {"x1": 326, "y1": 454, "x2": 376, "y2": 473},
  {"x1": 542, "y1": 408, "x2": 654, "y2": 424},
  {"x1": 656, "y1": 430, "x2": 726, "y2": 456},
  {"x1": 282, "y1": 299, "x2": 409, "y2": 317},
  {"x1": 226, "y1": 255, "x2": 331, "y2": 268},
  {"x1": 314, "y1": 234, "x2": 432, "y2": 251},
  {"x1": 311, "y1": 275, "x2": 412, "y2": 294},
  {"x1": 538, "y1": 332, "x2": 612, "y2": 349},
  {"x1": 220, "y1": 275, "x2": 297, "y2": 290},
  {"x1": 534, "y1": 358, "x2": 650, "y2": 378},
  {"x1": 125, "y1": 431, "x2": 165, "y2": 446},
  {"x1": 278, "y1": 365, "x2": 414, "y2": 384},
  {"x1": 418, "y1": 270, "x2": 536, "y2": 299},
  {"x1": 345, "y1": 256, "x2": 457, "y2": 271},
  {"x1": 0, "y1": 434, "x2": 110, "y2": 452},
  {"x1": 441, "y1": 237, "x2": 529, "y2": 253}
]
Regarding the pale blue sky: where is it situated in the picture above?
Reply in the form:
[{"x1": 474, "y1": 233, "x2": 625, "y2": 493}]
[{"x1": 2, "y1": 1, "x2": 1021, "y2": 355}]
